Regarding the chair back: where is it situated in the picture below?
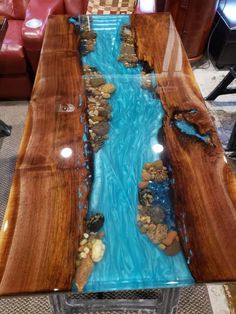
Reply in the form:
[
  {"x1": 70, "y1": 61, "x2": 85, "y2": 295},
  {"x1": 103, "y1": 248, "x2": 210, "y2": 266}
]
[
  {"x1": 64, "y1": 0, "x2": 89, "y2": 15},
  {"x1": 0, "y1": 0, "x2": 30, "y2": 19}
]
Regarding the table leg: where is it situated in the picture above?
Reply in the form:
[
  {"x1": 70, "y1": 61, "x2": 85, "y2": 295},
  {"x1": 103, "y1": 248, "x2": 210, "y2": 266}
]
[
  {"x1": 205, "y1": 67, "x2": 236, "y2": 100},
  {"x1": 49, "y1": 288, "x2": 180, "y2": 314},
  {"x1": 0, "y1": 120, "x2": 11, "y2": 137}
]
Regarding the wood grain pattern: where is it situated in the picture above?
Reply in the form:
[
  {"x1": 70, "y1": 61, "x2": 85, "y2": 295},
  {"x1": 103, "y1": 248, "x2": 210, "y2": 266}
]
[
  {"x1": 132, "y1": 13, "x2": 236, "y2": 282},
  {"x1": 0, "y1": 15, "x2": 91, "y2": 295},
  {"x1": 0, "y1": 16, "x2": 8, "y2": 49}
]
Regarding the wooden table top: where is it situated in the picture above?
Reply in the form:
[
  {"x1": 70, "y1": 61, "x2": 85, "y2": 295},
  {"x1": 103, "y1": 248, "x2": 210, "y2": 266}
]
[
  {"x1": 0, "y1": 14, "x2": 235, "y2": 296},
  {"x1": 0, "y1": 16, "x2": 8, "y2": 49}
]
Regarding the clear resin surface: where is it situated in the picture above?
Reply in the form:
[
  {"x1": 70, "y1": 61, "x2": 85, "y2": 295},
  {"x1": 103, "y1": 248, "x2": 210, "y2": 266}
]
[{"x1": 80, "y1": 15, "x2": 194, "y2": 292}]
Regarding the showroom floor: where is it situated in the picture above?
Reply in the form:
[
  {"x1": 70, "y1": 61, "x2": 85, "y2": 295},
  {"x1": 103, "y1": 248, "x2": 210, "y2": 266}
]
[{"x1": 0, "y1": 60, "x2": 235, "y2": 313}]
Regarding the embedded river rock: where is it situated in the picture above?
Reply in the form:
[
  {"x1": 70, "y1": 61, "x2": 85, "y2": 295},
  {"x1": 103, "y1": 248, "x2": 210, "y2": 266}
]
[
  {"x1": 138, "y1": 160, "x2": 180, "y2": 256},
  {"x1": 132, "y1": 13, "x2": 236, "y2": 282}
]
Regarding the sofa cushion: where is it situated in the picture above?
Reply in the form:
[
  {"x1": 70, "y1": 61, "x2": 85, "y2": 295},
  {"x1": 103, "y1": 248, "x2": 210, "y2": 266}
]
[
  {"x1": 64, "y1": 0, "x2": 88, "y2": 15},
  {"x1": 0, "y1": 0, "x2": 29, "y2": 19},
  {"x1": 0, "y1": 20, "x2": 27, "y2": 74},
  {"x1": 0, "y1": 74, "x2": 32, "y2": 99}
]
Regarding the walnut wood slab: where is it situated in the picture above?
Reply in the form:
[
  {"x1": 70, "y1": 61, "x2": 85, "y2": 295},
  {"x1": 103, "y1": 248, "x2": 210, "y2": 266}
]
[
  {"x1": 0, "y1": 16, "x2": 91, "y2": 295},
  {"x1": 132, "y1": 13, "x2": 236, "y2": 282}
]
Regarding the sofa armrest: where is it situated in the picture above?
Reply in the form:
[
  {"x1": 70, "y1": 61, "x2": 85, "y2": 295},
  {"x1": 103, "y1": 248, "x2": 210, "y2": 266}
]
[
  {"x1": 64, "y1": 0, "x2": 89, "y2": 15},
  {"x1": 22, "y1": 0, "x2": 65, "y2": 51}
]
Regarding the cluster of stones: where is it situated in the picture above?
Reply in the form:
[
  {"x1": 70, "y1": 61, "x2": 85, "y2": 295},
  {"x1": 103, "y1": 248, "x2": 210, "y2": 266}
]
[
  {"x1": 83, "y1": 65, "x2": 115, "y2": 152},
  {"x1": 138, "y1": 160, "x2": 181, "y2": 256},
  {"x1": 118, "y1": 24, "x2": 138, "y2": 68},
  {"x1": 80, "y1": 17, "x2": 97, "y2": 55},
  {"x1": 75, "y1": 213, "x2": 105, "y2": 291}
]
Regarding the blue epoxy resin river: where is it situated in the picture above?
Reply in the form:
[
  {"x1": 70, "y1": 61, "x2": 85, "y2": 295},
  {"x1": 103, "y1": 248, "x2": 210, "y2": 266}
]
[{"x1": 82, "y1": 15, "x2": 194, "y2": 292}]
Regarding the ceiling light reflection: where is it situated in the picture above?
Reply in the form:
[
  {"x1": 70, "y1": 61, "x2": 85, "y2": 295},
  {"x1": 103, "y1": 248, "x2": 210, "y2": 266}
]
[
  {"x1": 60, "y1": 147, "x2": 73, "y2": 159},
  {"x1": 152, "y1": 144, "x2": 164, "y2": 153},
  {"x1": 3, "y1": 220, "x2": 8, "y2": 232},
  {"x1": 25, "y1": 18, "x2": 43, "y2": 29},
  {"x1": 139, "y1": 0, "x2": 156, "y2": 12}
]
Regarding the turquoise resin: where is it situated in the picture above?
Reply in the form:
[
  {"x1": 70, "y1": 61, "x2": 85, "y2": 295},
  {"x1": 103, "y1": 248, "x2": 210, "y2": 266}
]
[{"x1": 81, "y1": 15, "x2": 194, "y2": 292}]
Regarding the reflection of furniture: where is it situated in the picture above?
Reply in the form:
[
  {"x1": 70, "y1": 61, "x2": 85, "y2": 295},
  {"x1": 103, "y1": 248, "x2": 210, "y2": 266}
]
[
  {"x1": 209, "y1": 0, "x2": 236, "y2": 68},
  {"x1": 164, "y1": 0, "x2": 219, "y2": 61},
  {"x1": 0, "y1": 13, "x2": 235, "y2": 303}
]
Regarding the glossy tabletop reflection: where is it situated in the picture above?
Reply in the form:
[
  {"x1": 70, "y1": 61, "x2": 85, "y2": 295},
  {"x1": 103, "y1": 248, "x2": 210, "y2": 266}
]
[{"x1": 0, "y1": 14, "x2": 235, "y2": 296}]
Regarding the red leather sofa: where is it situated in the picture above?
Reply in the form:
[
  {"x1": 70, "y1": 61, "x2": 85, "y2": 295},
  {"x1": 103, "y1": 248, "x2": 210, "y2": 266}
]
[
  {"x1": 0, "y1": 0, "x2": 88, "y2": 100},
  {"x1": 0, "y1": 0, "x2": 32, "y2": 99},
  {"x1": 22, "y1": 0, "x2": 88, "y2": 73}
]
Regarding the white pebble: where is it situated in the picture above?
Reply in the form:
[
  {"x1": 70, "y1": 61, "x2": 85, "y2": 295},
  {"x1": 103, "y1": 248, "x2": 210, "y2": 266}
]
[
  {"x1": 84, "y1": 247, "x2": 90, "y2": 254},
  {"x1": 83, "y1": 233, "x2": 89, "y2": 239},
  {"x1": 80, "y1": 252, "x2": 87, "y2": 259},
  {"x1": 80, "y1": 239, "x2": 87, "y2": 246}
]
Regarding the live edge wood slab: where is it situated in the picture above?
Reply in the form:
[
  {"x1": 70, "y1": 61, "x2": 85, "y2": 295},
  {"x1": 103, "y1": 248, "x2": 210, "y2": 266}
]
[
  {"x1": 0, "y1": 16, "x2": 91, "y2": 295},
  {"x1": 132, "y1": 13, "x2": 236, "y2": 282},
  {"x1": 0, "y1": 14, "x2": 235, "y2": 297}
]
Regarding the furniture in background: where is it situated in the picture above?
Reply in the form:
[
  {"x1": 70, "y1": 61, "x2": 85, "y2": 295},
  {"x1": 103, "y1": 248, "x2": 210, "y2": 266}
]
[
  {"x1": 0, "y1": 0, "x2": 224, "y2": 99},
  {"x1": 64, "y1": 0, "x2": 89, "y2": 15},
  {"x1": 206, "y1": 66, "x2": 236, "y2": 100},
  {"x1": 0, "y1": 0, "x2": 32, "y2": 99},
  {"x1": 0, "y1": 16, "x2": 11, "y2": 137},
  {"x1": 206, "y1": 1, "x2": 236, "y2": 148},
  {"x1": 22, "y1": 0, "x2": 65, "y2": 74},
  {"x1": 209, "y1": 0, "x2": 236, "y2": 68},
  {"x1": 164, "y1": 0, "x2": 219, "y2": 61},
  {"x1": 0, "y1": 0, "x2": 87, "y2": 100}
]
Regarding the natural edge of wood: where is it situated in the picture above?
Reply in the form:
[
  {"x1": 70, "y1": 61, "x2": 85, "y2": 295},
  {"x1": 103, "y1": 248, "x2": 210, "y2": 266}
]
[
  {"x1": 132, "y1": 13, "x2": 236, "y2": 283},
  {"x1": 0, "y1": 15, "x2": 92, "y2": 295}
]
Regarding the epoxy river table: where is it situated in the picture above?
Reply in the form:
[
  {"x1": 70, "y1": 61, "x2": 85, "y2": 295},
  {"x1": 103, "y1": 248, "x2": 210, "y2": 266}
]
[{"x1": 0, "y1": 14, "x2": 235, "y2": 297}]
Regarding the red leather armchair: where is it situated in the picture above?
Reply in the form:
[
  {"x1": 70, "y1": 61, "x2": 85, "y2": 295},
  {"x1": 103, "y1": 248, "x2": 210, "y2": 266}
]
[
  {"x1": 22, "y1": 0, "x2": 64, "y2": 73},
  {"x1": 0, "y1": 0, "x2": 32, "y2": 99},
  {"x1": 0, "y1": 0, "x2": 64, "y2": 100},
  {"x1": 64, "y1": 0, "x2": 89, "y2": 15}
]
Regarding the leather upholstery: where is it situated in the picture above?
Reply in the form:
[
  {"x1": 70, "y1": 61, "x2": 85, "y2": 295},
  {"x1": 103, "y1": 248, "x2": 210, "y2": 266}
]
[
  {"x1": 64, "y1": 0, "x2": 89, "y2": 15},
  {"x1": 22, "y1": 0, "x2": 64, "y2": 51},
  {"x1": 22, "y1": 0, "x2": 65, "y2": 72},
  {"x1": 0, "y1": 75, "x2": 32, "y2": 99},
  {"x1": 0, "y1": 0, "x2": 32, "y2": 99},
  {"x1": 0, "y1": 20, "x2": 26, "y2": 74},
  {"x1": 156, "y1": 0, "x2": 165, "y2": 11},
  {"x1": 0, "y1": 0, "x2": 29, "y2": 19}
]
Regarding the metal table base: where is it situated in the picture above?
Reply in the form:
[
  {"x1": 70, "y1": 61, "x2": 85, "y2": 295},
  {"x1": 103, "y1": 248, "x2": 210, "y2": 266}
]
[{"x1": 49, "y1": 288, "x2": 180, "y2": 314}]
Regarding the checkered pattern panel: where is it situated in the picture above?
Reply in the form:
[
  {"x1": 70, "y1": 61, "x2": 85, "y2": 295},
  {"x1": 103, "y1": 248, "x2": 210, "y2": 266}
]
[{"x1": 87, "y1": 0, "x2": 136, "y2": 14}]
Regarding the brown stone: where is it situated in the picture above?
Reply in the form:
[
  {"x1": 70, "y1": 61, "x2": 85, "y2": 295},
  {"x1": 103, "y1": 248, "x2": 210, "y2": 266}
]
[
  {"x1": 164, "y1": 240, "x2": 181, "y2": 256},
  {"x1": 90, "y1": 77, "x2": 105, "y2": 87},
  {"x1": 162, "y1": 230, "x2": 178, "y2": 246}
]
